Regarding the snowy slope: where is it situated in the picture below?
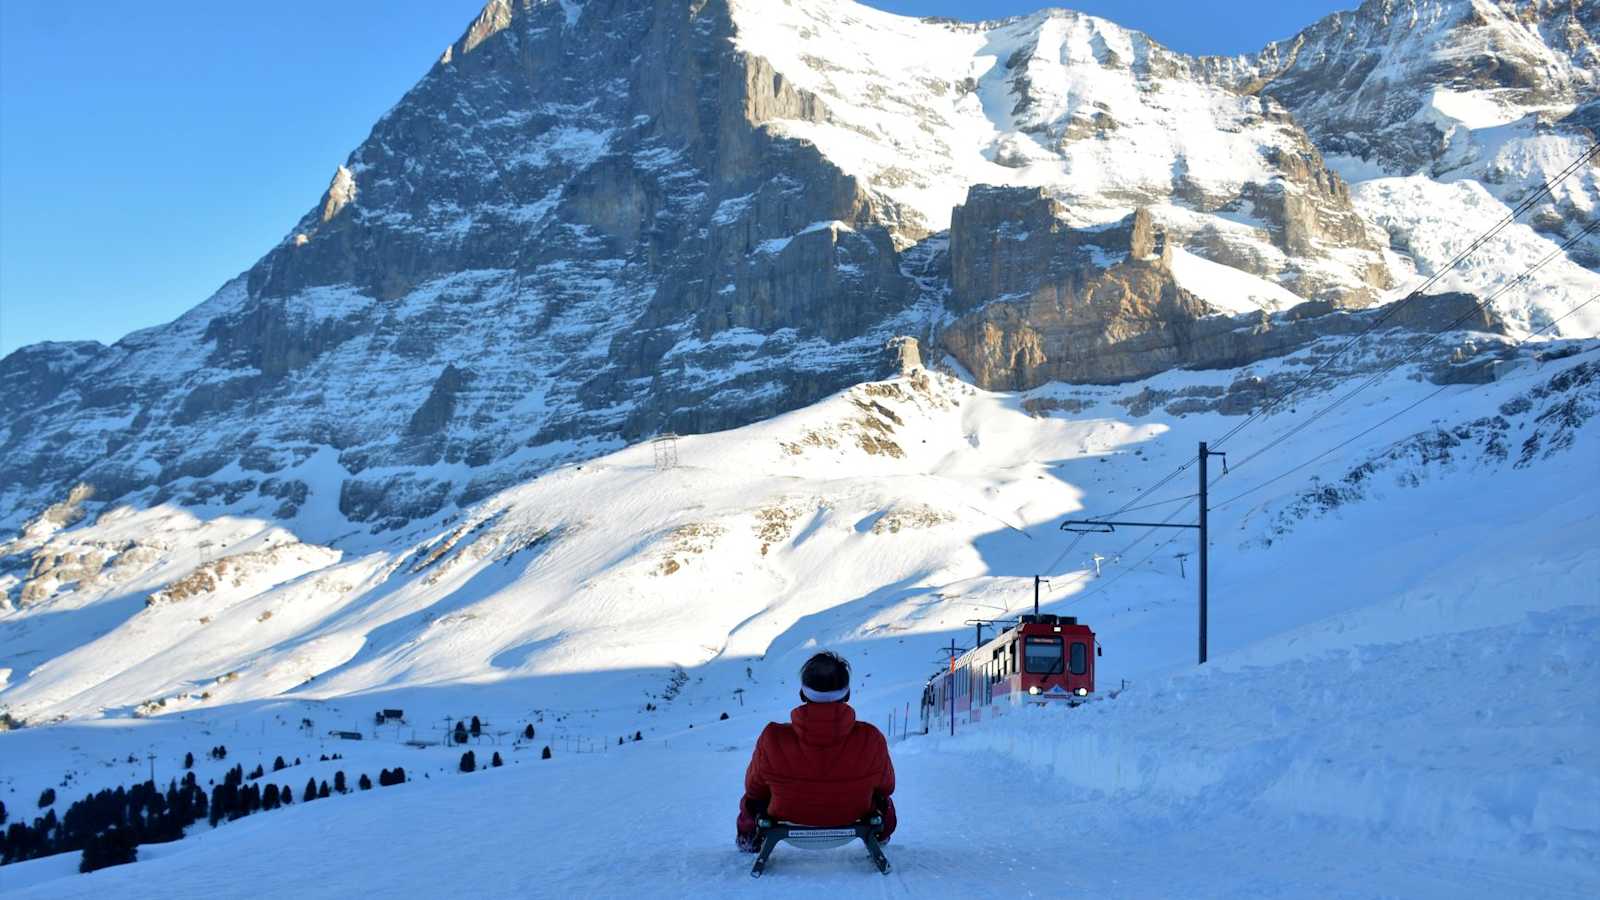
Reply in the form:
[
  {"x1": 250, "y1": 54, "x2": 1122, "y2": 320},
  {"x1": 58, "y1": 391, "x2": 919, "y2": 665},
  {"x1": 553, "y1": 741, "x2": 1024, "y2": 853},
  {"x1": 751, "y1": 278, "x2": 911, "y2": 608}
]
[{"x1": 4, "y1": 331, "x2": 1599, "y2": 892}]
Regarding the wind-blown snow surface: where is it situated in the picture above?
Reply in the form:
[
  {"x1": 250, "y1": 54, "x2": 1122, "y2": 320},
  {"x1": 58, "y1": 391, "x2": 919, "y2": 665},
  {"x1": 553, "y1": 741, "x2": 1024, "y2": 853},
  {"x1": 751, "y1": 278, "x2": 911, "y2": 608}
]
[{"x1": 4, "y1": 335, "x2": 1599, "y2": 896}]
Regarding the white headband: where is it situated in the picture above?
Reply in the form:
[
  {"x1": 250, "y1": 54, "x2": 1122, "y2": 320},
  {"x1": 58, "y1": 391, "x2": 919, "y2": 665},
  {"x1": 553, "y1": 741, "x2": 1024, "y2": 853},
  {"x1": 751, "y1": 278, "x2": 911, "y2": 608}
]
[{"x1": 801, "y1": 685, "x2": 850, "y2": 702}]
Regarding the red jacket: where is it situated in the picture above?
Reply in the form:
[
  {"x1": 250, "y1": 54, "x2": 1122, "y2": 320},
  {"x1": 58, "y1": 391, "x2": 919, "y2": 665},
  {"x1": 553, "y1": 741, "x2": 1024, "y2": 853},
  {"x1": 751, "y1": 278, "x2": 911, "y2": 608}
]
[{"x1": 736, "y1": 702, "x2": 896, "y2": 847}]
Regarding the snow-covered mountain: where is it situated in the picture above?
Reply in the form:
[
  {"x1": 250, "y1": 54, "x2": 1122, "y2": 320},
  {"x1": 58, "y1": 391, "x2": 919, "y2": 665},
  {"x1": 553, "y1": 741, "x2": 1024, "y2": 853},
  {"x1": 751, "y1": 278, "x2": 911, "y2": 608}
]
[
  {"x1": 1, "y1": 2, "x2": 1599, "y2": 890},
  {"x1": 3, "y1": 0, "x2": 1595, "y2": 538}
]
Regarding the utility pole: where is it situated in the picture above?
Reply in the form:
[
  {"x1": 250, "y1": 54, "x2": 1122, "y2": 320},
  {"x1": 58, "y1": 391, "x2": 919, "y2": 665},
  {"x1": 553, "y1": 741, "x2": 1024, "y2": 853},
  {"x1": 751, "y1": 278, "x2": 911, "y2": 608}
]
[
  {"x1": 1032, "y1": 575, "x2": 1049, "y2": 617},
  {"x1": 1175, "y1": 552, "x2": 1189, "y2": 580},
  {"x1": 945, "y1": 638, "x2": 961, "y2": 736},
  {"x1": 1090, "y1": 553, "x2": 1106, "y2": 577},
  {"x1": 147, "y1": 752, "x2": 157, "y2": 785},
  {"x1": 1198, "y1": 441, "x2": 1212, "y2": 665},
  {"x1": 1060, "y1": 441, "x2": 1226, "y2": 665}
]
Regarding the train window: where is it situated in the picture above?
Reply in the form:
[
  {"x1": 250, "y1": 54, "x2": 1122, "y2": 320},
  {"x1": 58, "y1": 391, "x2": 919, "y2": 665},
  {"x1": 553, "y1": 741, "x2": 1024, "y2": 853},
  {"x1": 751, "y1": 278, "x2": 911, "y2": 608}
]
[
  {"x1": 1070, "y1": 641, "x2": 1088, "y2": 675},
  {"x1": 1024, "y1": 636, "x2": 1064, "y2": 674}
]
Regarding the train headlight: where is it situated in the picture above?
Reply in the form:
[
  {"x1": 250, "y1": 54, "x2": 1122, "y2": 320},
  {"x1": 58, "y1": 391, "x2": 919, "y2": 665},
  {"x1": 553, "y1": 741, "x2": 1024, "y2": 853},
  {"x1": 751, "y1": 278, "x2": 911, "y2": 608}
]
[
  {"x1": 1028, "y1": 686, "x2": 1041, "y2": 695},
  {"x1": 1075, "y1": 687, "x2": 1089, "y2": 697}
]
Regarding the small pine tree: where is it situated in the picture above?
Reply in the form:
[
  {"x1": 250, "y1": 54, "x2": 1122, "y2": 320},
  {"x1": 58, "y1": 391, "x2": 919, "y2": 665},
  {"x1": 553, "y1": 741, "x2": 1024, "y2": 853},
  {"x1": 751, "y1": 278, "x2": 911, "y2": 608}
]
[
  {"x1": 184, "y1": 751, "x2": 194, "y2": 770},
  {"x1": 392, "y1": 766, "x2": 406, "y2": 784},
  {"x1": 523, "y1": 723, "x2": 535, "y2": 740},
  {"x1": 281, "y1": 784, "x2": 294, "y2": 804},
  {"x1": 720, "y1": 712, "x2": 729, "y2": 720},
  {"x1": 38, "y1": 788, "x2": 55, "y2": 808},
  {"x1": 618, "y1": 736, "x2": 624, "y2": 746},
  {"x1": 358, "y1": 774, "x2": 372, "y2": 790},
  {"x1": 248, "y1": 764, "x2": 264, "y2": 780},
  {"x1": 334, "y1": 771, "x2": 348, "y2": 794},
  {"x1": 318, "y1": 781, "x2": 330, "y2": 799},
  {"x1": 542, "y1": 746, "x2": 552, "y2": 760},
  {"x1": 634, "y1": 731, "x2": 642, "y2": 741},
  {"x1": 459, "y1": 751, "x2": 476, "y2": 773},
  {"x1": 491, "y1": 752, "x2": 503, "y2": 768},
  {"x1": 263, "y1": 784, "x2": 280, "y2": 810},
  {"x1": 304, "y1": 777, "x2": 318, "y2": 802},
  {"x1": 273, "y1": 756, "x2": 287, "y2": 772},
  {"x1": 0, "y1": 799, "x2": 7, "y2": 826},
  {"x1": 470, "y1": 715, "x2": 482, "y2": 736}
]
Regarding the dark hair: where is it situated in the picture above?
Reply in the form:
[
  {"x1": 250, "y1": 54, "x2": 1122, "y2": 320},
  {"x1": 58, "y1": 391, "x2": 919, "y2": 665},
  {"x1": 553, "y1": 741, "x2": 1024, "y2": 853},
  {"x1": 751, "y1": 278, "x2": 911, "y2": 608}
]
[{"x1": 800, "y1": 651, "x2": 850, "y2": 695}]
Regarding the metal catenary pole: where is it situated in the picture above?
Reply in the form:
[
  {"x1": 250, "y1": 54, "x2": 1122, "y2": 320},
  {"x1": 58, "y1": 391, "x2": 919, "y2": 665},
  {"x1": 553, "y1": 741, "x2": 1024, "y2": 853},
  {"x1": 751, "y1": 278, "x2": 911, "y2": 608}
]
[
  {"x1": 1060, "y1": 441, "x2": 1225, "y2": 665},
  {"x1": 1199, "y1": 441, "x2": 1210, "y2": 665}
]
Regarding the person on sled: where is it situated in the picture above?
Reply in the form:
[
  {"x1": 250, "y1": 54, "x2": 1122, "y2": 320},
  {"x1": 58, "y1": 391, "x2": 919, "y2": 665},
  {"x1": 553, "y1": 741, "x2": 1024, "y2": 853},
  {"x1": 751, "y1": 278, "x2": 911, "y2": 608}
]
[{"x1": 736, "y1": 651, "x2": 896, "y2": 852}]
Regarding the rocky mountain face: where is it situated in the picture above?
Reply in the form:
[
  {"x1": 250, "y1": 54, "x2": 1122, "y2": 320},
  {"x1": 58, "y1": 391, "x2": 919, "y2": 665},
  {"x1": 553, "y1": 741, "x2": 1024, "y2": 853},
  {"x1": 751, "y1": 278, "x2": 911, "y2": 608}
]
[
  {"x1": 1206, "y1": 0, "x2": 1600, "y2": 255},
  {"x1": 1, "y1": 0, "x2": 1595, "y2": 543}
]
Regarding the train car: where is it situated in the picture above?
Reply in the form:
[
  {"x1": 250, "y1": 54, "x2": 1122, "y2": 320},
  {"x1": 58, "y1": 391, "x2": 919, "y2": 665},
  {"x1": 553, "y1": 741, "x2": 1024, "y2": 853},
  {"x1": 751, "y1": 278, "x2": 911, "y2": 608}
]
[{"x1": 920, "y1": 614, "x2": 1098, "y2": 733}]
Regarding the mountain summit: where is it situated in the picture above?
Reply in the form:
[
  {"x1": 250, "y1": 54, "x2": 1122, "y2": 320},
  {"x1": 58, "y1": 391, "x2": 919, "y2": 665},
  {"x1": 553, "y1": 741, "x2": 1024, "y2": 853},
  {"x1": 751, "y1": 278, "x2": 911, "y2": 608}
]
[{"x1": 0, "y1": 0, "x2": 1595, "y2": 538}]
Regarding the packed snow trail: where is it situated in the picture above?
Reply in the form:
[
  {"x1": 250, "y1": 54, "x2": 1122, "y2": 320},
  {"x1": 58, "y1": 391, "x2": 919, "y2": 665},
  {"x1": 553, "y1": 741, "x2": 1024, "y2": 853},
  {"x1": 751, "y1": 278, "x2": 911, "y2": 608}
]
[{"x1": 7, "y1": 735, "x2": 1595, "y2": 898}]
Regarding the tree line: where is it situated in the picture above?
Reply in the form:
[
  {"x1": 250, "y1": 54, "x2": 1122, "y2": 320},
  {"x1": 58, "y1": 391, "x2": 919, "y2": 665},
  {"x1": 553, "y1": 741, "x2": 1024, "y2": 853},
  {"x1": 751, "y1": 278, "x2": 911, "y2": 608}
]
[{"x1": 1, "y1": 754, "x2": 408, "y2": 875}]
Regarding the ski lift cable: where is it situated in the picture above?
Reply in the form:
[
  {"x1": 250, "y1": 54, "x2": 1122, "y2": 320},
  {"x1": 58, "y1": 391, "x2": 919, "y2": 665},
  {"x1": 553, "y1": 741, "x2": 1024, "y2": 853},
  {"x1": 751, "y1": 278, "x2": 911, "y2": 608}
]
[
  {"x1": 1205, "y1": 141, "x2": 1598, "y2": 454},
  {"x1": 1211, "y1": 290, "x2": 1600, "y2": 511},
  {"x1": 1210, "y1": 221, "x2": 1600, "y2": 486}
]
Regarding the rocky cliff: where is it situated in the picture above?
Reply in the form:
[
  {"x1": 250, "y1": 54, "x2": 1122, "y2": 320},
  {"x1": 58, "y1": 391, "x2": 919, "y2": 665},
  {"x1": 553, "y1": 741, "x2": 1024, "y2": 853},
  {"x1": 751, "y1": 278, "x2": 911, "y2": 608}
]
[{"x1": 1, "y1": 0, "x2": 1595, "y2": 540}]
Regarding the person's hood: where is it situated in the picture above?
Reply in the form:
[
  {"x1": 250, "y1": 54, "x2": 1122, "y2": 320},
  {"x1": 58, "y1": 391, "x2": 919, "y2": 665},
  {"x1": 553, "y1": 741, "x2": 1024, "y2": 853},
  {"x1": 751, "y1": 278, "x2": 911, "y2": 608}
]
[{"x1": 789, "y1": 701, "x2": 857, "y2": 748}]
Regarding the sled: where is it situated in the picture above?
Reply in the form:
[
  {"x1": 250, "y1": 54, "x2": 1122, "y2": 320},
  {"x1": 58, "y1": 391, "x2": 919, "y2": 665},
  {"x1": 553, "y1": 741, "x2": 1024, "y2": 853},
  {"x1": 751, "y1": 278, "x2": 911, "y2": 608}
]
[{"x1": 749, "y1": 814, "x2": 891, "y2": 877}]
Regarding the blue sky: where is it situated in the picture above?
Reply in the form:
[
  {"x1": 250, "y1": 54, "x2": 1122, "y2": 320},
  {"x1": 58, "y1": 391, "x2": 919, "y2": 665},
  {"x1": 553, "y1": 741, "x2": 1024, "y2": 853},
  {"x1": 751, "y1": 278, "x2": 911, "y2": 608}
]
[{"x1": 0, "y1": 0, "x2": 1350, "y2": 356}]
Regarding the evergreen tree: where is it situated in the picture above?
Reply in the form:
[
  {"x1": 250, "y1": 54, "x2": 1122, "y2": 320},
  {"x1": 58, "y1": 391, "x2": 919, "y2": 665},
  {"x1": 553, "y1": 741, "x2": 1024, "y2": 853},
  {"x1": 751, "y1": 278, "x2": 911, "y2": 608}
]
[
  {"x1": 542, "y1": 746, "x2": 552, "y2": 760},
  {"x1": 273, "y1": 756, "x2": 287, "y2": 772},
  {"x1": 1, "y1": 798, "x2": 7, "y2": 825},
  {"x1": 248, "y1": 764, "x2": 264, "y2": 780},
  {"x1": 392, "y1": 766, "x2": 406, "y2": 784},
  {"x1": 184, "y1": 751, "x2": 194, "y2": 770},
  {"x1": 38, "y1": 788, "x2": 55, "y2": 808},
  {"x1": 523, "y1": 723, "x2": 535, "y2": 740},
  {"x1": 634, "y1": 731, "x2": 643, "y2": 741},
  {"x1": 491, "y1": 752, "x2": 503, "y2": 768},
  {"x1": 470, "y1": 715, "x2": 482, "y2": 736},
  {"x1": 720, "y1": 712, "x2": 730, "y2": 720},
  {"x1": 618, "y1": 736, "x2": 624, "y2": 745},
  {"x1": 358, "y1": 773, "x2": 372, "y2": 790},
  {"x1": 79, "y1": 826, "x2": 138, "y2": 873},
  {"x1": 263, "y1": 784, "x2": 279, "y2": 810},
  {"x1": 459, "y1": 751, "x2": 476, "y2": 773},
  {"x1": 334, "y1": 771, "x2": 348, "y2": 794},
  {"x1": 304, "y1": 777, "x2": 319, "y2": 802},
  {"x1": 453, "y1": 721, "x2": 468, "y2": 745},
  {"x1": 208, "y1": 785, "x2": 226, "y2": 826},
  {"x1": 318, "y1": 781, "x2": 331, "y2": 799}
]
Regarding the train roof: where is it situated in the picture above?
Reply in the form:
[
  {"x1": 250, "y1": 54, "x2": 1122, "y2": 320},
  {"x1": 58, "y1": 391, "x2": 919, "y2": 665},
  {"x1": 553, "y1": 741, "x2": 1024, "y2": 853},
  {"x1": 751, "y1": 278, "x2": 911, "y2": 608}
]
[{"x1": 935, "y1": 613, "x2": 1095, "y2": 674}]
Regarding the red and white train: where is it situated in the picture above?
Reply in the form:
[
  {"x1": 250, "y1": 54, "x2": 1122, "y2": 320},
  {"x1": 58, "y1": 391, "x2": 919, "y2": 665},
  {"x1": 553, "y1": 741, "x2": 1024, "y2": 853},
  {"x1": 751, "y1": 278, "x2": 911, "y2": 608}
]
[{"x1": 920, "y1": 614, "x2": 1099, "y2": 732}]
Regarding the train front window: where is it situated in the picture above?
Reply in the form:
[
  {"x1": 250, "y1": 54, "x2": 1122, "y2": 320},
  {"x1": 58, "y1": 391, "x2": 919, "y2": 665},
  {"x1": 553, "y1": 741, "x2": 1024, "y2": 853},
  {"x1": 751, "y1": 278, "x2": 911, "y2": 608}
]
[
  {"x1": 1070, "y1": 641, "x2": 1087, "y2": 675},
  {"x1": 1023, "y1": 636, "x2": 1063, "y2": 674}
]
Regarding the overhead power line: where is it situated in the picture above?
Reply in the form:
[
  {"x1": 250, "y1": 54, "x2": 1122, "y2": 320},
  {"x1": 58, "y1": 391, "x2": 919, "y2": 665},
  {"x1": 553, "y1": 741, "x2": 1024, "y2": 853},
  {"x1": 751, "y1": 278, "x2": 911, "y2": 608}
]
[
  {"x1": 1210, "y1": 290, "x2": 1600, "y2": 511},
  {"x1": 1035, "y1": 140, "x2": 1598, "y2": 599},
  {"x1": 1207, "y1": 141, "x2": 1598, "y2": 454}
]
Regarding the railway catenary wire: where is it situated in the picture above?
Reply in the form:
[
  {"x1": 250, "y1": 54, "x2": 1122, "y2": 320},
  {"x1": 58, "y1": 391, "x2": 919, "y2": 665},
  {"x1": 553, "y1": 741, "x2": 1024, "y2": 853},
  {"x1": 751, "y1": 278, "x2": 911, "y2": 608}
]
[
  {"x1": 1033, "y1": 142, "x2": 1596, "y2": 590},
  {"x1": 1205, "y1": 141, "x2": 1598, "y2": 454},
  {"x1": 1207, "y1": 219, "x2": 1600, "y2": 485},
  {"x1": 1209, "y1": 291, "x2": 1600, "y2": 511},
  {"x1": 1067, "y1": 289, "x2": 1600, "y2": 606},
  {"x1": 1033, "y1": 140, "x2": 1598, "y2": 600}
]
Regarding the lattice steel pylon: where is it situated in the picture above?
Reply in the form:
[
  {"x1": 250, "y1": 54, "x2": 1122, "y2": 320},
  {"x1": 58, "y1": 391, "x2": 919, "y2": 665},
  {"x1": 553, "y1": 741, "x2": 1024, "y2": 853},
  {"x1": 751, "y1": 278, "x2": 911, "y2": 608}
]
[{"x1": 652, "y1": 432, "x2": 680, "y2": 471}]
